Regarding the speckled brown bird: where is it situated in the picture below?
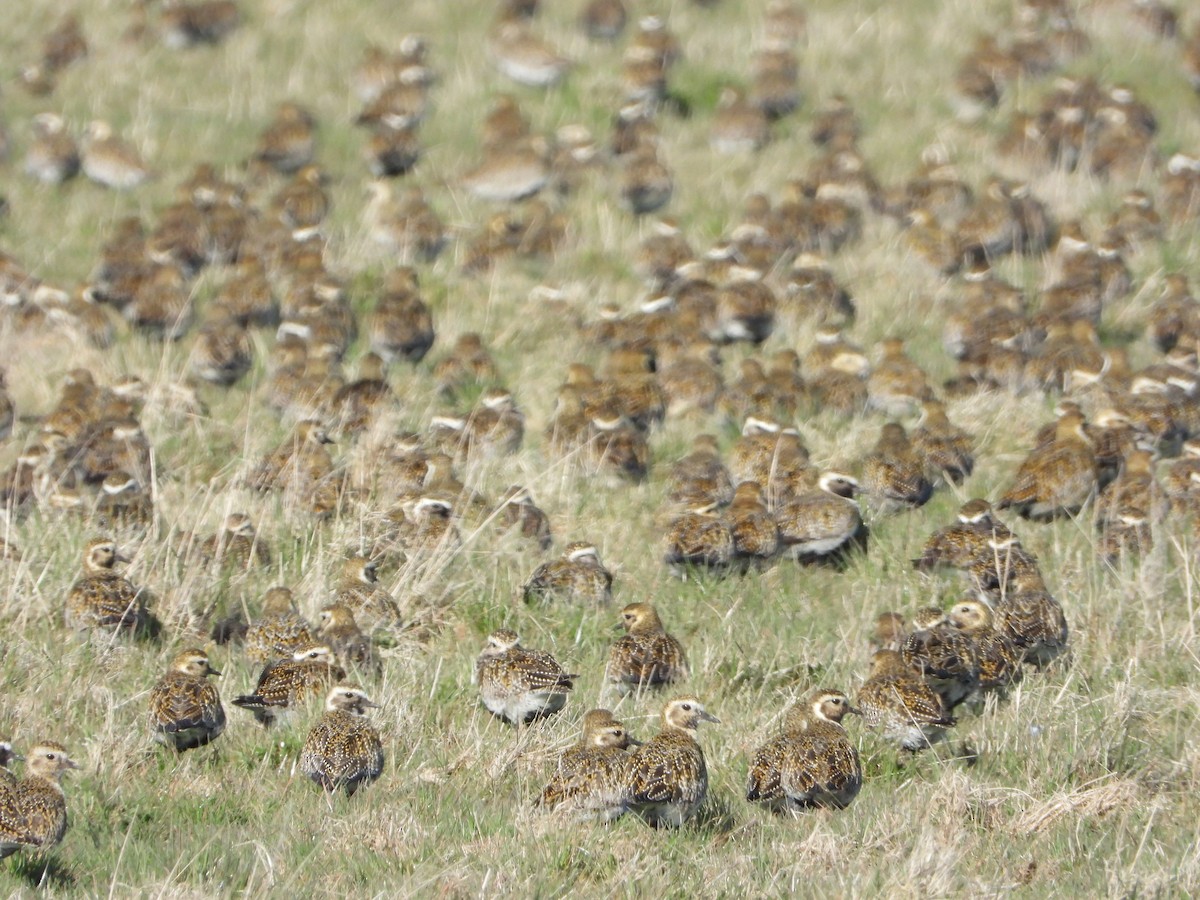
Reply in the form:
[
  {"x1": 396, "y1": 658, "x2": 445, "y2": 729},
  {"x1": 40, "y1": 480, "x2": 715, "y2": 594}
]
[
  {"x1": 997, "y1": 410, "x2": 1097, "y2": 520},
  {"x1": 856, "y1": 650, "x2": 955, "y2": 751},
  {"x1": 65, "y1": 538, "x2": 150, "y2": 634},
  {"x1": 745, "y1": 689, "x2": 861, "y2": 814},
  {"x1": 24, "y1": 113, "x2": 79, "y2": 184},
  {"x1": 317, "y1": 604, "x2": 378, "y2": 676},
  {"x1": 0, "y1": 741, "x2": 78, "y2": 860},
  {"x1": 249, "y1": 420, "x2": 335, "y2": 492},
  {"x1": 774, "y1": 472, "x2": 865, "y2": 564},
  {"x1": 911, "y1": 400, "x2": 975, "y2": 485},
  {"x1": 81, "y1": 121, "x2": 152, "y2": 189},
  {"x1": 475, "y1": 629, "x2": 576, "y2": 724},
  {"x1": 299, "y1": 686, "x2": 384, "y2": 796},
  {"x1": 497, "y1": 485, "x2": 552, "y2": 550},
  {"x1": 859, "y1": 423, "x2": 933, "y2": 512},
  {"x1": 244, "y1": 587, "x2": 315, "y2": 664},
  {"x1": 626, "y1": 696, "x2": 718, "y2": 828},
  {"x1": 662, "y1": 506, "x2": 735, "y2": 575},
  {"x1": 233, "y1": 644, "x2": 346, "y2": 727},
  {"x1": 148, "y1": 649, "x2": 226, "y2": 751},
  {"x1": 524, "y1": 542, "x2": 613, "y2": 605},
  {"x1": 253, "y1": 102, "x2": 316, "y2": 175},
  {"x1": 992, "y1": 587, "x2": 1069, "y2": 668},
  {"x1": 335, "y1": 556, "x2": 402, "y2": 630},
  {"x1": 606, "y1": 602, "x2": 688, "y2": 694},
  {"x1": 538, "y1": 709, "x2": 635, "y2": 821},
  {"x1": 947, "y1": 599, "x2": 1022, "y2": 700},
  {"x1": 901, "y1": 608, "x2": 979, "y2": 711},
  {"x1": 727, "y1": 480, "x2": 780, "y2": 566},
  {"x1": 368, "y1": 268, "x2": 436, "y2": 363},
  {"x1": 160, "y1": 1, "x2": 240, "y2": 47},
  {"x1": 196, "y1": 513, "x2": 271, "y2": 570},
  {"x1": 92, "y1": 469, "x2": 153, "y2": 533},
  {"x1": 912, "y1": 498, "x2": 1013, "y2": 572}
]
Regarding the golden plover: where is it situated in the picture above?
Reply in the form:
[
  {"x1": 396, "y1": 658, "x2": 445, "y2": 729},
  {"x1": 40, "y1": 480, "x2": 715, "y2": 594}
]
[
  {"x1": 992, "y1": 588, "x2": 1069, "y2": 668},
  {"x1": 901, "y1": 608, "x2": 980, "y2": 711},
  {"x1": 244, "y1": 587, "x2": 315, "y2": 665},
  {"x1": 233, "y1": 644, "x2": 346, "y2": 727},
  {"x1": 727, "y1": 481, "x2": 780, "y2": 567},
  {"x1": 912, "y1": 498, "x2": 1012, "y2": 572},
  {"x1": 606, "y1": 602, "x2": 688, "y2": 694},
  {"x1": 81, "y1": 121, "x2": 152, "y2": 189},
  {"x1": 537, "y1": 708, "x2": 635, "y2": 822},
  {"x1": 774, "y1": 471, "x2": 865, "y2": 564},
  {"x1": 662, "y1": 506, "x2": 735, "y2": 575},
  {"x1": 0, "y1": 741, "x2": 78, "y2": 860},
  {"x1": 335, "y1": 556, "x2": 402, "y2": 629},
  {"x1": 299, "y1": 686, "x2": 385, "y2": 796},
  {"x1": 859, "y1": 423, "x2": 933, "y2": 512},
  {"x1": 148, "y1": 648, "x2": 226, "y2": 751},
  {"x1": 475, "y1": 629, "x2": 576, "y2": 724},
  {"x1": 857, "y1": 650, "x2": 955, "y2": 751},
  {"x1": 746, "y1": 688, "x2": 862, "y2": 813},
  {"x1": 947, "y1": 599, "x2": 1022, "y2": 698},
  {"x1": 318, "y1": 604, "x2": 379, "y2": 677},
  {"x1": 626, "y1": 696, "x2": 719, "y2": 828},
  {"x1": 197, "y1": 513, "x2": 271, "y2": 570},
  {"x1": 523, "y1": 542, "x2": 613, "y2": 605},
  {"x1": 997, "y1": 409, "x2": 1097, "y2": 520},
  {"x1": 65, "y1": 538, "x2": 150, "y2": 635}
]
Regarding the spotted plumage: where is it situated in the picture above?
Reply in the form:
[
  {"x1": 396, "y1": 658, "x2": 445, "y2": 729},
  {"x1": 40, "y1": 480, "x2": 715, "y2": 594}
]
[
  {"x1": 998, "y1": 410, "x2": 1097, "y2": 520},
  {"x1": 901, "y1": 608, "x2": 980, "y2": 711},
  {"x1": 233, "y1": 644, "x2": 346, "y2": 727},
  {"x1": 607, "y1": 602, "x2": 687, "y2": 693},
  {"x1": 947, "y1": 599, "x2": 1022, "y2": 697},
  {"x1": 746, "y1": 689, "x2": 862, "y2": 813},
  {"x1": 727, "y1": 481, "x2": 780, "y2": 566},
  {"x1": 912, "y1": 498, "x2": 1012, "y2": 571},
  {"x1": 475, "y1": 629, "x2": 576, "y2": 724},
  {"x1": 662, "y1": 507, "x2": 735, "y2": 574},
  {"x1": 497, "y1": 485, "x2": 552, "y2": 550},
  {"x1": 857, "y1": 650, "x2": 955, "y2": 751},
  {"x1": 523, "y1": 542, "x2": 613, "y2": 605},
  {"x1": 774, "y1": 472, "x2": 865, "y2": 564},
  {"x1": 299, "y1": 686, "x2": 384, "y2": 796},
  {"x1": 244, "y1": 587, "x2": 315, "y2": 665},
  {"x1": 64, "y1": 538, "x2": 150, "y2": 634},
  {"x1": 538, "y1": 709, "x2": 635, "y2": 821},
  {"x1": 911, "y1": 400, "x2": 975, "y2": 485},
  {"x1": 0, "y1": 742, "x2": 78, "y2": 860},
  {"x1": 197, "y1": 513, "x2": 271, "y2": 570},
  {"x1": 148, "y1": 649, "x2": 226, "y2": 751},
  {"x1": 992, "y1": 588, "x2": 1069, "y2": 668},
  {"x1": 859, "y1": 423, "x2": 933, "y2": 512},
  {"x1": 318, "y1": 604, "x2": 378, "y2": 677},
  {"x1": 335, "y1": 556, "x2": 402, "y2": 629},
  {"x1": 626, "y1": 696, "x2": 719, "y2": 828}
]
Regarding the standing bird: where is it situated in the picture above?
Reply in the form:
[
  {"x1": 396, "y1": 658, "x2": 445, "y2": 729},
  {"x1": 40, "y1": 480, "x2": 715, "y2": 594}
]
[
  {"x1": 64, "y1": 538, "x2": 150, "y2": 635},
  {"x1": 859, "y1": 423, "x2": 933, "y2": 512},
  {"x1": 626, "y1": 696, "x2": 719, "y2": 828},
  {"x1": 745, "y1": 688, "x2": 861, "y2": 813},
  {"x1": 0, "y1": 742, "x2": 78, "y2": 860},
  {"x1": 857, "y1": 650, "x2": 955, "y2": 751},
  {"x1": 233, "y1": 644, "x2": 346, "y2": 727},
  {"x1": 243, "y1": 587, "x2": 315, "y2": 665},
  {"x1": 537, "y1": 709, "x2": 636, "y2": 822},
  {"x1": 997, "y1": 410, "x2": 1097, "y2": 520},
  {"x1": 606, "y1": 602, "x2": 688, "y2": 694},
  {"x1": 317, "y1": 604, "x2": 378, "y2": 676},
  {"x1": 148, "y1": 649, "x2": 226, "y2": 751},
  {"x1": 81, "y1": 121, "x2": 153, "y2": 189},
  {"x1": 24, "y1": 112, "x2": 79, "y2": 184},
  {"x1": 774, "y1": 472, "x2": 865, "y2": 564},
  {"x1": 475, "y1": 629, "x2": 576, "y2": 724},
  {"x1": 299, "y1": 686, "x2": 384, "y2": 796},
  {"x1": 523, "y1": 542, "x2": 613, "y2": 605},
  {"x1": 335, "y1": 556, "x2": 402, "y2": 629}
]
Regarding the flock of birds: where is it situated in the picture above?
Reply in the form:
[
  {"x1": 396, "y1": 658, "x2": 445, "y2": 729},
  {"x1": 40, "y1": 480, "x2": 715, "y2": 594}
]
[{"x1": 1, "y1": 0, "x2": 1200, "y2": 871}]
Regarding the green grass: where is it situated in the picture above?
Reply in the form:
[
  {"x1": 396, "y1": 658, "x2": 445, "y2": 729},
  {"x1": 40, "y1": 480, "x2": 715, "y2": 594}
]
[{"x1": 3, "y1": 0, "x2": 1200, "y2": 895}]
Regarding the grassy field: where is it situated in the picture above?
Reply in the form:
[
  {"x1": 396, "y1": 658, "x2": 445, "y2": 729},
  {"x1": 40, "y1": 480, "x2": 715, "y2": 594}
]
[{"x1": 3, "y1": 0, "x2": 1200, "y2": 895}]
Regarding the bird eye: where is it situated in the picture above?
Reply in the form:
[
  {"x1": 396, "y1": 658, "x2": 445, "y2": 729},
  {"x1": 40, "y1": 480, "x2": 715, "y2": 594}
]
[{"x1": 682, "y1": 703, "x2": 692, "y2": 710}]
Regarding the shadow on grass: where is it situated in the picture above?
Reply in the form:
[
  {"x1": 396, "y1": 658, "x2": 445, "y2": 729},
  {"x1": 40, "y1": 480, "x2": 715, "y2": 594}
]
[{"x1": 6, "y1": 854, "x2": 77, "y2": 890}]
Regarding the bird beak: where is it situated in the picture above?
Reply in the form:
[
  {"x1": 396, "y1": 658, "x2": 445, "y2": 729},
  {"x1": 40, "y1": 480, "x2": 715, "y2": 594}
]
[
  {"x1": 699, "y1": 711, "x2": 720, "y2": 724},
  {"x1": 625, "y1": 735, "x2": 643, "y2": 747},
  {"x1": 115, "y1": 551, "x2": 132, "y2": 563},
  {"x1": 65, "y1": 758, "x2": 80, "y2": 770},
  {"x1": 208, "y1": 667, "x2": 223, "y2": 677},
  {"x1": 362, "y1": 699, "x2": 381, "y2": 709},
  {"x1": 846, "y1": 705, "x2": 862, "y2": 717}
]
